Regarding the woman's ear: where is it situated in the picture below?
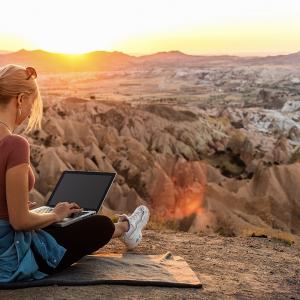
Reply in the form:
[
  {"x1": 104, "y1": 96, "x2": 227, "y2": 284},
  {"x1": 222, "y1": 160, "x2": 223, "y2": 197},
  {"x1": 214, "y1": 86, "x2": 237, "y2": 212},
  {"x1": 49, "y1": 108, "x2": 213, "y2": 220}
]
[{"x1": 16, "y1": 93, "x2": 25, "y2": 106}]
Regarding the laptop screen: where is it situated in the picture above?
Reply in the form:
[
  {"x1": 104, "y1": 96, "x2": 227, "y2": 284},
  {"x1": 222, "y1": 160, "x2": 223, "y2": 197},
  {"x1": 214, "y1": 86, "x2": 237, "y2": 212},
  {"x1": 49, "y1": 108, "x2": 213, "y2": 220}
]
[{"x1": 47, "y1": 171, "x2": 116, "y2": 211}]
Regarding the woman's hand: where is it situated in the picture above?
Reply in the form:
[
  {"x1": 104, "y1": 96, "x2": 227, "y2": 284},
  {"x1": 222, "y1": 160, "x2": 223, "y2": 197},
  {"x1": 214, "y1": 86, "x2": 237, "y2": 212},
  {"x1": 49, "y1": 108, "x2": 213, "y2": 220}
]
[
  {"x1": 28, "y1": 200, "x2": 37, "y2": 209},
  {"x1": 52, "y1": 202, "x2": 83, "y2": 222}
]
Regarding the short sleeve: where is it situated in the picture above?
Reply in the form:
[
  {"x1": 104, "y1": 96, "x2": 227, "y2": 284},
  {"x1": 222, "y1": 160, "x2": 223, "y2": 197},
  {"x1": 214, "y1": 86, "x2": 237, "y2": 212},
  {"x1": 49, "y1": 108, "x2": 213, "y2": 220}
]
[{"x1": 6, "y1": 136, "x2": 30, "y2": 170}]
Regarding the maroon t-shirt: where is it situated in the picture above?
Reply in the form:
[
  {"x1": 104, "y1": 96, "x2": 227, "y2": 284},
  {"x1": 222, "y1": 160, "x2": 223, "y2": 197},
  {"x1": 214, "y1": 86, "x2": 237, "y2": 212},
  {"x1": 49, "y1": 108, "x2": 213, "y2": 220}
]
[{"x1": 0, "y1": 134, "x2": 35, "y2": 220}]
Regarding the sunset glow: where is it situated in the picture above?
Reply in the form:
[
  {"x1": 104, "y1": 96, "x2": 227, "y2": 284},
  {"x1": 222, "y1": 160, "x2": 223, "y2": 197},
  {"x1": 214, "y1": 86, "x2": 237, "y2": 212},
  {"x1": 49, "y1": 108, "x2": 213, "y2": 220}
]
[{"x1": 1, "y1": 0, "x2": 300, "y2": 56}]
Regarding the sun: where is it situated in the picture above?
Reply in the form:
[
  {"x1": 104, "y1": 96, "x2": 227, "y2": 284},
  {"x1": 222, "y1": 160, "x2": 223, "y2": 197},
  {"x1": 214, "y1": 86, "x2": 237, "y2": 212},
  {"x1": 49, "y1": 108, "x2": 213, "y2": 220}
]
[{"x1": 38, "y1": 34, "x2": 118, "y2": 55}]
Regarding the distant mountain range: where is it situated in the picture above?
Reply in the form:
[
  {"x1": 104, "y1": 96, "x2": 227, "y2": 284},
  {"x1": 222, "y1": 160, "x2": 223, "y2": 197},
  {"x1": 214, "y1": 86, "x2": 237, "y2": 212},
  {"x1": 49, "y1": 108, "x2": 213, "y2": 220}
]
[
  {"x1": 0, "y1": 49, "x2": 299, "y2": 72},
  {"x1": 0, "y1": 50, "x2": 13, "y2": 54}
]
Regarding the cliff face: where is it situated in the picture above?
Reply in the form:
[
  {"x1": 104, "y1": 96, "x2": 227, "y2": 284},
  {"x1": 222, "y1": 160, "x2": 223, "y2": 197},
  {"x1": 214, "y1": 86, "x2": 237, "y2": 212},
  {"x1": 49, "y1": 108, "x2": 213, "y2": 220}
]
[
  {"x1": 20, "y1": 95, "x2": 300, "y2": 240},
  {"x1": 197, "y1": 163, "x2": 300, "y2": 237}
]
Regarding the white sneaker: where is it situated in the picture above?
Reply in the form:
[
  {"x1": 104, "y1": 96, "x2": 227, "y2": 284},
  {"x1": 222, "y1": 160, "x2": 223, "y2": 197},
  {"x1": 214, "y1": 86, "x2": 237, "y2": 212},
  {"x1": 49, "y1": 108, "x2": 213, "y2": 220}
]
[{"x1": 117, "y1": 205, "x2": 150, "y2": 250}]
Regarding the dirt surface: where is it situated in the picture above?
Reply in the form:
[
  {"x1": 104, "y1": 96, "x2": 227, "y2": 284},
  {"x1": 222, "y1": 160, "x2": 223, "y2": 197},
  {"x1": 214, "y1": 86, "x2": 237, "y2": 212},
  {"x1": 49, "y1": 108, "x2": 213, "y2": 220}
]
[{"x1": 1, "y1": 229, "x2": 300, "y2": 299}]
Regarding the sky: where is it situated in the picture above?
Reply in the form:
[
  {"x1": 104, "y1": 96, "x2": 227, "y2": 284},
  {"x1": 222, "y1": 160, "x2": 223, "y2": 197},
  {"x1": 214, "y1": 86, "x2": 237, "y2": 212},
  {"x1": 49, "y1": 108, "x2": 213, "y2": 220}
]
[{"x1": 1, "y1": 0, "x2": 300, "y2": 56}]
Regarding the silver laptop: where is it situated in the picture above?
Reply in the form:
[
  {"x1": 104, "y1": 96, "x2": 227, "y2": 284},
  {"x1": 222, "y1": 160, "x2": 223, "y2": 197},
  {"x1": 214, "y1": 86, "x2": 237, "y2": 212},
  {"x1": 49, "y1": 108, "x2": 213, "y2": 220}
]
[{"x1": 31, "y1": 170, "x2": 116, "y2": 227}]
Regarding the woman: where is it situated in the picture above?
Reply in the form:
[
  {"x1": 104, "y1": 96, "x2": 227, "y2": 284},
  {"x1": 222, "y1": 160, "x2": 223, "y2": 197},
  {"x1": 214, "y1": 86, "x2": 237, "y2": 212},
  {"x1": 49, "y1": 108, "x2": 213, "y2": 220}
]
[{"x1": 0, "y1": 64, "x2": 150, "y2": 282}]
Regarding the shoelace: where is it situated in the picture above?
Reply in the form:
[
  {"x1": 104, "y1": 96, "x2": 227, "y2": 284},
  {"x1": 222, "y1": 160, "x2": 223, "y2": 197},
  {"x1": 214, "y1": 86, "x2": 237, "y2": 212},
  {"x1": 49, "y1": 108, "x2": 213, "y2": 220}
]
[{"x1": 129, "y1": 208, "x2": 144, "y2": 226}]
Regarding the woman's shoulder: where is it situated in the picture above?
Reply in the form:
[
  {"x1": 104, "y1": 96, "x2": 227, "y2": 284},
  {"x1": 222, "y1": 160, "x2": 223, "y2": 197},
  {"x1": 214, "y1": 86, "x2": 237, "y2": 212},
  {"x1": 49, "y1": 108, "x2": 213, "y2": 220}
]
[
  {"x1": 0, "y1": 134, "x2": 30, "y2": 154},
  {"x1": 2, "y1": 134, "x2": 29, "y2": 146},
  {"x1": 4, "y1": 135, "x2": 31, "y2": 169}
]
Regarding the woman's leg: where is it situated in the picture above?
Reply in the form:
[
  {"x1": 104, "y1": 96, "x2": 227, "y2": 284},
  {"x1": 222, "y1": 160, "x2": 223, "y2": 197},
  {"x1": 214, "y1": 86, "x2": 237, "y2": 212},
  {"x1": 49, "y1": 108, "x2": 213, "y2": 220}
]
[
  {"x1": 33, "y1": 215, "x2": 117, "y2": 275},
  {"x1": 112, "y1": 221, "x2": 129, "y2": 238}
]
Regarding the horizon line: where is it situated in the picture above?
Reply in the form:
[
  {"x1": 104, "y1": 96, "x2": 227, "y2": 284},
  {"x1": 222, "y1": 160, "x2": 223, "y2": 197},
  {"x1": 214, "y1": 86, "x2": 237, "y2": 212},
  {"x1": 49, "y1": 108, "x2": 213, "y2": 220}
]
[{"x1": 1, "y1": 48, "x2": 299, "y2": 58}]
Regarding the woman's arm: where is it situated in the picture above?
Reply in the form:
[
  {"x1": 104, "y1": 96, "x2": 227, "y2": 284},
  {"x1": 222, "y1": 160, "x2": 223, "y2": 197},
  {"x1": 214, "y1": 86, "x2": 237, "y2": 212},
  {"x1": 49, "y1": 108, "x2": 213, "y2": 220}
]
[
  {"x1": 25, "y1": 211, "x2": 59, "y2": 230},
  {"x1": 6, "y1": 163, "x2": 59, "y2": 231}
]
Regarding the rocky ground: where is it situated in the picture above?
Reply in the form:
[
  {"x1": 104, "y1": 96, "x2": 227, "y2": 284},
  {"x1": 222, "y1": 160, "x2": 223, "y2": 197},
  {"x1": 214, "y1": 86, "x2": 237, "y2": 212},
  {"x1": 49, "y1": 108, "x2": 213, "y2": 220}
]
[{"x1": 1, "y1": 229, "x2": 299, "y2": 299}]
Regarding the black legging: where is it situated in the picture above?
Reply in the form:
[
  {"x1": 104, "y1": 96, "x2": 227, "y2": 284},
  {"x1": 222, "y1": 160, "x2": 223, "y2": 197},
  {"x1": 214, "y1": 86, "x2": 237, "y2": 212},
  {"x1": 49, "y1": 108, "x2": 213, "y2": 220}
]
[{"x1": 31, "y1": 215, "x2": 115, "y2": 275}]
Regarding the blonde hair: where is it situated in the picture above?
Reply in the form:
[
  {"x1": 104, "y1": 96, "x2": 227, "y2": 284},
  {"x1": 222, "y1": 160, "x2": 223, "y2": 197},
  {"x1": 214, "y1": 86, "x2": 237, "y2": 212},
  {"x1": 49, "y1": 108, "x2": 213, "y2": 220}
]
[{"x1": 0, "y1": 64, "x2": 43, "y2": 134}]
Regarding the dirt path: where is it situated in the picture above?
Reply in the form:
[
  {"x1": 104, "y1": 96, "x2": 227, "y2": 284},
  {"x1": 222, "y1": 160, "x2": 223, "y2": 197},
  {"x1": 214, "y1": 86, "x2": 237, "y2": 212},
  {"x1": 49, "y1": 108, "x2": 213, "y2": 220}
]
[{"x1": 1, "y1": 230, "x2": 300, "y2": 299}]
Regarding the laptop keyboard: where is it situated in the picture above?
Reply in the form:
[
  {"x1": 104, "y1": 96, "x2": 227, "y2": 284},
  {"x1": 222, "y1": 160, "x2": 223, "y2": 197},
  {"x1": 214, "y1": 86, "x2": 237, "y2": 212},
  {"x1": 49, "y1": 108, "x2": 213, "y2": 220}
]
[
  {"x1": 69, "y1": 211, "x2": 88, "y2": 218},
  {"x1": 33, "y1": 206, "x2": 90, "y2": 219}
]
